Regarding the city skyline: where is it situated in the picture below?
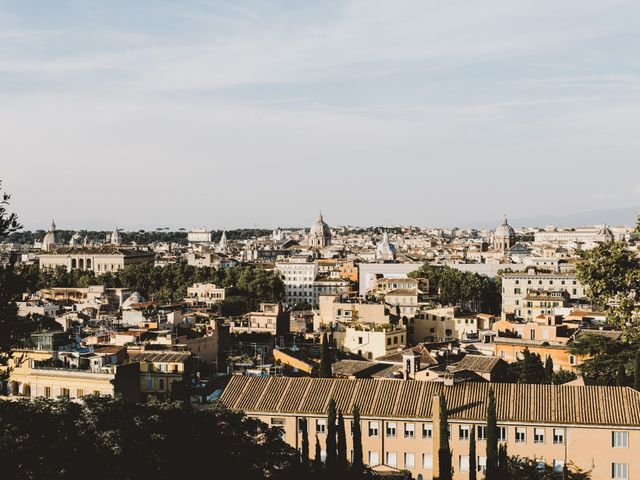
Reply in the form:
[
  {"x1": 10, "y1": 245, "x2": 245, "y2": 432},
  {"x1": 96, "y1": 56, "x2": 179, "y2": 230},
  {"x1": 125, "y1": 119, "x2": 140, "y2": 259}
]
[{"x1": 2, "y1": 0, "x2": 640, "y2": 228}]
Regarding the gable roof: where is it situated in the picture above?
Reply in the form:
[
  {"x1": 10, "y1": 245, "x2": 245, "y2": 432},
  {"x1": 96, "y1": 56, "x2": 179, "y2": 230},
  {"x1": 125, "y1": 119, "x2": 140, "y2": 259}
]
[
  {"x1": 220, "y1": 376, "x2": 640, "y2": 427},
  {"x1": 450, "y1": 355, "x2": 504, "y2": 373}
]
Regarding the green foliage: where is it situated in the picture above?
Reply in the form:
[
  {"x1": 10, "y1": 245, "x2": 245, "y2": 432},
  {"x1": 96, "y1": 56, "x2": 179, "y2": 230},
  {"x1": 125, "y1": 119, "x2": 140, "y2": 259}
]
[
  {"x1": 469, "y1": 425, "x2": 477, "y2": 480},
  {"x1": 505, "y1": 456, "x2": 591, "y2": 479},
  {"x1": 300, "y1": 417, "x2": 309, "y2": 467},
  {"x1": 336, "y1": 411, "x2": 347, "y2": 472},
  {"x1": 486, "y1": 387, "x2": 499, "y2": 479},
  {"x1": 0, "y1": 396, "x2": 299, "y2": 480},
  {"x1": 410, "y1": 264, "x2": 500, "y2": 313},
  {"x1": 616, "y1": 362, "x2": 627, "y2": 386},
  {"x1": 506, "y1": 348, "x2": 548, "y2": 384},
  {"x1": 635, "y1": 350, "x2": 640, "y2": 391},
  {"x1": 326, "y1": 398, "x2": 337, "y2": 469},
  {"x1": 551, "y1": 368, "x2": 577, "y2": 385},
  {"x1": 319, "y1": 332, "x2": 332, "y2": 378},
  {"x1": 569, "y1": 335, "x2": 637, "y2": 385},
  {"x1": 437, "y1": 395, "x2": 453, "y2": 480},
  {"x1": 576, "y1": 240, "x2": 640, "y2": 340},
  {"x1": 544, "y1": 356, "x2": 554, "y2": 383},
  {"x1": 351, "y1": 405, "x2": 364, "y2": 476}
]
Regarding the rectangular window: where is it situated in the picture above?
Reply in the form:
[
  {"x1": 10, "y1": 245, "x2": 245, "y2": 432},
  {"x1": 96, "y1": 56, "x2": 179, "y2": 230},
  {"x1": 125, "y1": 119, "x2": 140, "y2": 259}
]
[
  {"x1": 158, "y1": 379, "x2": 165, "y2": 390},
  {"x1": 422, "y1": 453, "x2": 433, "y2": 469},
  {"x1": 76, "y1": 389, "x2": 84, "y2": 398},
  {"x1": 298, "y1": 418, "x2": 306, "y2": 432},
  {"x1": 612, "y1": 463, "x2": 628, "y2": 480},
  {"x1": 612, "y1": 431, "x2": 629, "y2": 448},
  {"x1": 459, "y1": 455, "x2": 470, "y2": 472},
  {"x1": 477, "y1": 425, "x2": 487, "y2": 440},
  {"x1": 553, "y1": 428, "x2": 564, "y2": 444},
  {"x1": 386, "y1": 452, "x2": 397, "y2": 468},
  {"x1": 368, "y1": 421, "x2": 379, "y2": 437},
  {"x1": 515, "y1": 427, "x2": 526, "y2": 443},
  {"x1": 404, "y1": 423, "x2": 415, "y2": 438},
  {"x1": 93, "y1": 390, "x2": 100, "y2": 395},
  {"x1": 478, "y1": 456, "x2": 487, "y2": 473},
  {"x1": 404, "y1": 452, "x2": 415, "y2": 468},
  {"x1": 147, "y1": 379, "x2": 153, "y2": 390},
  {"x1": 44, "y1": 386, "x2": 51, "y2": 398},
  {"x1": 60, "y1": 388, "x2": 70, "y2": 398},
  {"x1": 459, "y1": 425, "x2": 470, "y2": 440},
  {"x1": 534, "y1": 428, "x2": 545, "y2": 443},
  {"x1": 316, "y1": 419, "x2": 326, "y2": 434},
  {"x1": 386, "y1": 422, "x2": 397, "y2": 438},
  {"x1": 271, "y1": 418, "x2": 285, "y2": 426},
  {"x1": 422, "y1": 423, "x2": 433, "y2": 439},
  {"x1": 368, "y1": 451, "x2": 379, "y2": 466},
  {"x1": 553, "y1": 459, "x2": 564, "y2": 473},
  {"x1": 498, "y1": 426, "x2": 507, "y2": 442}
]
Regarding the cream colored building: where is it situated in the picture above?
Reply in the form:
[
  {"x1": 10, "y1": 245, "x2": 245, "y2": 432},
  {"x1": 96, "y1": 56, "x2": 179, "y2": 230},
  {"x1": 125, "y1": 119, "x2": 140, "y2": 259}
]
[
  {"x1": 336, "y1": 325, "x2": 408, "y2": 360},
  {"x1": 222, "y1": 376, "x2": 640, "y2": 480},
  {"x1": 128, "y1": 350, "x2": 190, "y2": 401},
  {"x1": 317, "y1": 295, "x2": 391, "y2": 327},
  {"x1": 184, "y1": 283, "x2": 226, "y2": 307},
  {"x1": 413, "y1": 307, "x2": 492, "y2": 342},
  {"x1": 39, "y1": 246, "x2": 154, "y2": 273}
]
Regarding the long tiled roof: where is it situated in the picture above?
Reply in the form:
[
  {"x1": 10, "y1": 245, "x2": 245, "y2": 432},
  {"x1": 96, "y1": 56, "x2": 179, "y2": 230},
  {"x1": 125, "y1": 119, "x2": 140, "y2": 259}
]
[{"x1": 220, "y1": 376, "x2": 640, "y2": 427}]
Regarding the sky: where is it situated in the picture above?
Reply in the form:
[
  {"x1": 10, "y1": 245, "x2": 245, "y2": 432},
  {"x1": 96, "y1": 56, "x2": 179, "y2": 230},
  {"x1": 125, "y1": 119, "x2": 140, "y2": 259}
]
[{"x1": 1, "y1": 0, "x2": 640, "y2": 230}]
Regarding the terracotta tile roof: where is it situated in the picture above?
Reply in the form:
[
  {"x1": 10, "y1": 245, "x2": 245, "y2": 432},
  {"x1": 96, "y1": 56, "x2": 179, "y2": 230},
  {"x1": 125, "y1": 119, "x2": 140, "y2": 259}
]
[
  {"x1": 451, "y1": 355, "x2": 504, "y2": 373},
  {"x1": 221, "y1": 376, "x2": 640, "y2": 427}
]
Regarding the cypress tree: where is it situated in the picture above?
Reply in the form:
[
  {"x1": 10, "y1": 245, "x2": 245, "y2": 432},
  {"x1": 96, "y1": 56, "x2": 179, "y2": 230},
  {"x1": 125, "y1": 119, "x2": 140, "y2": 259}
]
[
  {"x1": 319, "y1": 332, "x2": 332, "y2": 378},
  {"x1": 438, "y1": 395, "x2": 452, "y2": 480},
  {"x1": 617, "y1": 362, "x2": 626, "y2": 386},
  {"x1": 326, "y1": 398, "x2": 337, "y2": 470},
  {"x1": 314, "y1": 435, "x2": 322, "y2": 471},
  {"x1": 337, "y1": 411, "x2": 347, "y2": 472},
  {"x1": 544, "y1": 356, "x2": 554, "y2": 384},
  {"x1": 300, "y1": 418, "x2": 309, "y2": 467},
  {"x1": 351, "y1": 405, "x2": 364, "y2": 476},
  {"x1": 497, "y1": 444, "x2": 509, "y2": 480},
  {"x1": 634, "y1": 350, "x2": 640, "y2": 391},
  {"x1": 469, "y1": 425, "x2": 477, "y2": 480},
  {"x1": 485, "y1": 387, "x2": 498, "y2": 479}
]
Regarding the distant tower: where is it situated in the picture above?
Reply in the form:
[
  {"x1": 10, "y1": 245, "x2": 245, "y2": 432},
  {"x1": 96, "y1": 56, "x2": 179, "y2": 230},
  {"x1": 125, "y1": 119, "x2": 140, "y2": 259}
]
[
  {"x1": 110, "y1": 227, "x2": 122, "y2": 245},
  {"x1": 492, "y1": 216, "x2": 516, "y2": 252},
  {"x1": 217, "y1": 230, "x2": 229, "y2": 253},
  {"x1": 308, "y1": 212, "x2": 331, "y2": 248}
]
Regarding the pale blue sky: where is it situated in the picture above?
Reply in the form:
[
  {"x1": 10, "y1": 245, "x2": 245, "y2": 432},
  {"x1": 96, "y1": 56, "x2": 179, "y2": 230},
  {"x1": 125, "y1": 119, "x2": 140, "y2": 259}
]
[{"x1": 1, "y1": 0, "x2": 639, "y2": 230}]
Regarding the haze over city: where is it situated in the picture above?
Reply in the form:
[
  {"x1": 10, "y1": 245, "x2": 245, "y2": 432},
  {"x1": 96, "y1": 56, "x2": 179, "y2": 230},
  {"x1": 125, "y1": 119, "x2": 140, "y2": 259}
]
[{"x1": 2, "y1": 0, "x2": 640, "y2": 229}]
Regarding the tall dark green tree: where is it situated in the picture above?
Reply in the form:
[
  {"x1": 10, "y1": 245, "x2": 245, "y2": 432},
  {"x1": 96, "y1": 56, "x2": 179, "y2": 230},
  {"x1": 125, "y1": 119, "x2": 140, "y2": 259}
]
[
  {"x1": 319, "y1": 332, "x2": 332, "y2": 378},
  {"x1": 497, "y1": 444, "x2": 509, "y2": 480},
  {"x1": 469, "y1": 425, "x2": 477, "y2": 480},
  {"x1": 326, "y1": 398, "x2": 337, "y2": 470},
  {"x1": 617, "y1": 363, "x2": 626, "y2": 386},
  {"x1": 314, "y1": 435, "x2": 322, "y2": 471},
  {"x1": 336, "y1": 411, "x2": 347, "y2": 472},
  {"x1": 0, "y1": 182, "x2": 24, "y2": 371},
  {"x1": 635, "y1": 350, "x2": 640, "y2": 391},
  {"x1": 437, "y1": 395, "x2": 452, "y2": 480},
  {"x1": 300, "y1": 418, "x2": 309, "y2": 467},
  {"x1": 486, "y1": 387, "x2": 498, "y2": 479},
  {"x1": 544, "y1": 356, "x2": 554, "y2": 384},
  {"x1": 351, "y1": 405, "x2": 364, "y2": 476}
]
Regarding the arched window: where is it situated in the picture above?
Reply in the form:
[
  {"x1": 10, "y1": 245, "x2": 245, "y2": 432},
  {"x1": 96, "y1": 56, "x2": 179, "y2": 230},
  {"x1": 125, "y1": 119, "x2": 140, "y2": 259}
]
[
  {"x1": 86, "y1": 258, "x2": 92, "y2": 269},
  {"x1": 79, "y1": 258, "x2": 84, "y2": 270},
  {"x1": 71, "y1": 258, "x2": 77, "y2": 269}
]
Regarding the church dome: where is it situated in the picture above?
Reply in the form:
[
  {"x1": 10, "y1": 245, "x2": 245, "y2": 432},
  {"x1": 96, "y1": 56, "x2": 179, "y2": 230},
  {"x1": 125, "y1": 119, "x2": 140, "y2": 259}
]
[
  {"x1": 309, "y1": 213, "x2": 331, "y2": 238},
  {"x1": 493, "y1": 217, "x2": 516, "y2": 240},
  {"x1": 376, "y1": 232, "x2": 397, "y2": 261},
  {"x1": 41, "y1": 220, "x2": 61, "y2": 251},
  {"x1": 122, "y1": 291, "x2": 146, "y2": 309},
  {"x1": 598, "y1": 224, "x2": 614, "y2": 241}
]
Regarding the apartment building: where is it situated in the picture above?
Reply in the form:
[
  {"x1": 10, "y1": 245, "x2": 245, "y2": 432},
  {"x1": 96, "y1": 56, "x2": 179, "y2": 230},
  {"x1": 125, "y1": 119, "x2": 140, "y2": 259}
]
[
  {"x1": 221, "y1": 377, "x2": 640, "y2": 480},
  {"x1": 317, "y1": 295, "x2": 391, "y2": 327},
  {"x1": 128, "y1": 351, "x2": 191, "y2": 401},
  {"x1": 336, "y1": 325, "x2": 408, "y2": 360},
  {"x1": 229, "y1": 303, "x2": 289, "y2": 336},
  {"x1": 184, "y1": 282, "x2": 226, "y2": 307},
  {"x1": 413, "y1": 307, "x2": 493, "y2": 342},
  {"x1": 276, "y1": 256, "x2": 318, "y2": 307},
  {"x1": 501, "y1": 272, "x2": 587, "y2": 319}
]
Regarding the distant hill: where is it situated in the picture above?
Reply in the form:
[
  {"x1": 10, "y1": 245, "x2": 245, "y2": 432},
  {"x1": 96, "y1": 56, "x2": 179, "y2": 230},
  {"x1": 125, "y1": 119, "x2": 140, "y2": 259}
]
[{"x1": 472, "y1": 206, "x2": 640, "y2": 229}]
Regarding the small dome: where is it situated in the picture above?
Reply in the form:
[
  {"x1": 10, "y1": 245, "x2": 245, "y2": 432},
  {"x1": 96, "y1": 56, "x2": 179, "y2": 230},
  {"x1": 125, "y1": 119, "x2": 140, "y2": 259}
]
[
  {"x1": 122, "y1": 291, "x2": 146, "y2": 309},
  {"x1": 309, "y1": 213, "x2": 331, "y2": 238},
  {"x1": 41, "y1": 220, "x2": 61, "y2": 251},
  {"x1": 493, "y1": 216, "x2": 516, "y2": 240},
  {"x1": 598, "y1": 224, "x2": 614, "y2": 240}
]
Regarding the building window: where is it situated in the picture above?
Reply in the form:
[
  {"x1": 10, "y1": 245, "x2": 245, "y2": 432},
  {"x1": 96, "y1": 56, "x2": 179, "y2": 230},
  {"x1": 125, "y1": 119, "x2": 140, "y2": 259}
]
[
  {"x1": 147, "y1": 379, "x2": 153, "y2": 390},
  {"x1": 422, "y1": 453, "x2": 433, "y2": 469},
  {"x1": 498, "y1": 426, "x2": 507, "y2": 441},
  {"x1": 368, "y1": 451, "x2": 379, "y2": 466},
  {"x1": 569, "y1": 355, "x2": 576, "y2": 365},
  {"x1": 553, "y1": 428, "x2": 565, "y2": 444},
  {"x1": 422, "y1": 423, "x2": 433, "y2": 439},
  {"x1": 158, "y1": 379, "x2": 165, "y2": 390},
  {"x1": 477, "y1": 425, "x2": 487, "y2": 440},
  {"x1": 368, "y1": 421, "x2": 379, "y2": 437},
  {"x1": 298, "y1": 418, "x2": 306, "y2": 433},
  {"x1": 459, "y1": 455, "x2": 470, "y2": 472},
  {"x1": 612, "y1": 431, "x2": 629, "y2": 448},
  {"x1": 77, "y1": 389, "x2": 84, "y2": 398},
  {"x1": 386, "y1": 452, "x2": 397, "y2": 468},
  {"x1": 404, "y1": 423, "x2": 415, "y2": 438},
  {"x1": 316, "y1": 419, "x2": 326, "y2": 434},
  {"x1": 271, "y1": 418, "x2": 285, "y2": 426},
  {"x1": 459, "y1": 425, "x2": 470, "y2": 440},
  {"x1": 534, "y1": 428, "x2": 545, "y2": 443},
  {"x1": 515, "y1": 428, "x2": 526, "y2": 443},
  {"x1": 612, "y1": 463, "x2": 628, "y2": 480},
  {"x1": 44, "y1": 386, "x2": 51, "y2": 398},
  {"x1": 386, "y1": 422, "x2": 397, "y2": 438},
  {"x1": 60, "y1": 388, "x2": 70, "y2": 398},
  {"x1": 404, "y1": 452, "x2": 415, "y2": 468},
  {"x1": 478, "y1": 456, "x2": 487, "y2": 474}
]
